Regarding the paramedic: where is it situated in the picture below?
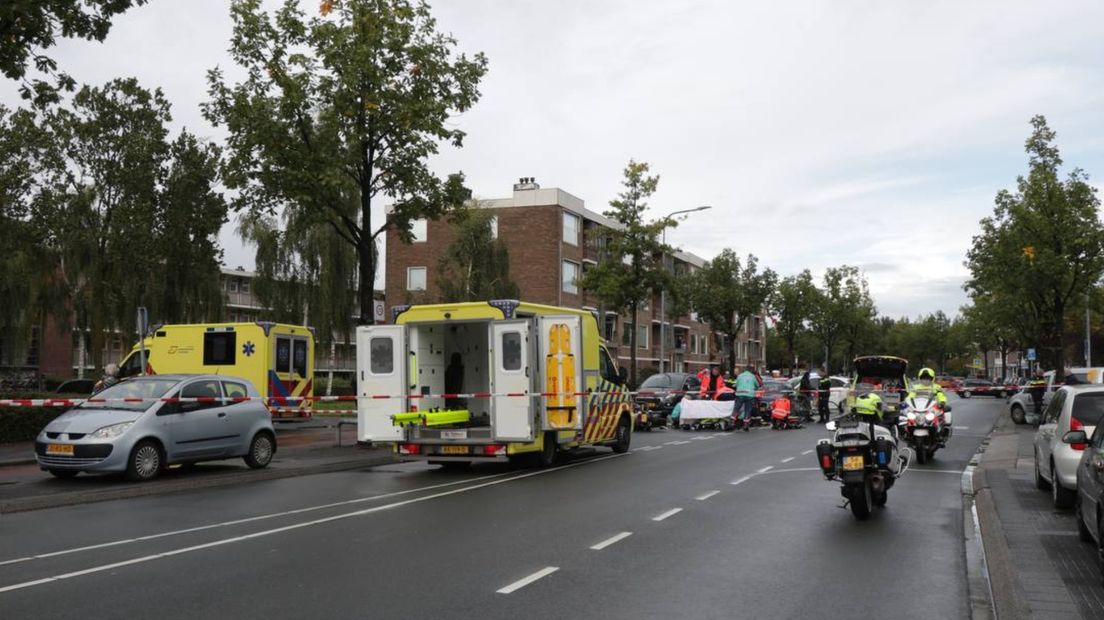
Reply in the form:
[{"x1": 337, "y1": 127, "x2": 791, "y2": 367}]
[
  {"x1": 735, "y1": 365, "x2": 762, "y2": 432},
  {"x1": 700, "y1": 366, "x2": 726, "y2": 400}
]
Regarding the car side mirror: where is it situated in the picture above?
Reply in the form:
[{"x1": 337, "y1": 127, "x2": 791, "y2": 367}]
[{"x1": 1063, "y1": 430, "x2": 1088, "y2": 445}]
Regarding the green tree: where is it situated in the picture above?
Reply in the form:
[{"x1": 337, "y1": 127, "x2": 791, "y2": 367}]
[
  {"x1": 437, "y1": 206, "x2": 518, "y2": 302},
  {"x1": 769, "y1": 269, "x2": 816, "y2": 371},
  {"x1": 966, "y1": 115, "x2": 1104, "y2": 372},
  {"x1": 204, "y1": 0, "x2": 487, "y2": 324},
  {"x1": 689, "y1": 250, "x2": 777, "y2": 375},
  {"x1": 579, "y1": 160, "x2": 674, "y2": 386},
  {"x1": 0, "y1": 1, "x2": 148, "y2": 105},
  {"x1": 808, "y1": 265, "x2": 871, "y2": 374}
]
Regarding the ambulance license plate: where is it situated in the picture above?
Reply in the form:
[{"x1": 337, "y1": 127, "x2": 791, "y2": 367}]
[
  {"x1": 440, "y1": 445, "x2": 469, "y2": 455},
  {"x1": 842, "y1": 455, "x2": 864, "y2": 471},
  {"x1": 441, "y1": 430, "x2": 467, "y2": 440},
  {"x1": 46, "y1": 444, "x2": 74, "y2": 456}
]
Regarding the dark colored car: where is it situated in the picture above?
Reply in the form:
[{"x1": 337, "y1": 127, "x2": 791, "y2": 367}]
[
  {"x1": 757, "y1": 380, "x2": 796, "y2": 417},
  {"x1": 1073, "y1": 420, "x2": 1104, "y2": 583},
  {"x1": 634, "y1": 372, "x2": 700, "y2": 430},
  {"x1": 956, "y1": 378, "x2": 1008, "y2": 399}
]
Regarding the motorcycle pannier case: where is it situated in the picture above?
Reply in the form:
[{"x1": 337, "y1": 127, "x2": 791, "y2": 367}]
[{"x1": 815, "y1": 440, "x2": 836, "y2": 476}]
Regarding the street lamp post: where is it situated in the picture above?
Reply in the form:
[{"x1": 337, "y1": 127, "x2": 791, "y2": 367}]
[{"x1": 659, "y1": 205, "x2": 712, "y2": 374}]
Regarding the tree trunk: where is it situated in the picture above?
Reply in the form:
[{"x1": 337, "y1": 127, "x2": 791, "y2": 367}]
[
  {"x1": 727, "y1": 329, "x2": 736, "y2": 376},
  {"x1": 629, "y1": 301, "x2": 638, "y2": 388}
]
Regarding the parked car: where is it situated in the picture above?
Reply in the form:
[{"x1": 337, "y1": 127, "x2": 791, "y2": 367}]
[
  {"x1": 35, "y1": 374, "x2": 276, "y2": 481},
  {"x1": 785, "y1": 374, "x2": 850, "y2": 413},
  {"x1": 1033, "y1": 385, "x2": 1104, "y2": 508},
  {"x1": 956, "y1": 378, "x2": 1007, "y2": 399},
  {"x1": 756, "y1": 380, "x2": 797, "y2": 417},
  {"x1": 1072, "y1": 423, "x2": 1104, "y2": 581},
  {"x1": 634, "y1": 372, "x2": 700, "y2": 430},
  {"x1": 935, "y1": 376, "x2": 962, "y2": 390},
  {"x1": 1008, "y1": 371, "x2": 1059, "y2": 424}
]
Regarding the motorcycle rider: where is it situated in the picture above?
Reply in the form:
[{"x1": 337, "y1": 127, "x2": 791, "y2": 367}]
[{"x1": 907, "y1": 367, "x2": 950, "y2": 438}]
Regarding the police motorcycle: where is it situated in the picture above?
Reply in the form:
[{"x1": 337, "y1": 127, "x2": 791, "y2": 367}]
[
  {"x1": 898, "y1": 391, "x2": 952, "y2": 464},
  {"x1": 815, "y1": 387, "x2": 908, "y2": 520}
]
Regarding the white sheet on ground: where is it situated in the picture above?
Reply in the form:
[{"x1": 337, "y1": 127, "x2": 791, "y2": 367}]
[{"x1": 678, "y1": 400, "x2": 736, "y2": 420}]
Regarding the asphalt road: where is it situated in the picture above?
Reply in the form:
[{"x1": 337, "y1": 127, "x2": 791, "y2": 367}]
[{"x1": 0, "y1": 397, "x2": 1003, "y2": 619}]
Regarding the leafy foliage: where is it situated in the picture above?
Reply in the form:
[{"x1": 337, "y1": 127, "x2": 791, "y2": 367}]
[
  {"x1": 204, "y1": 0, "x2": 488, "y2": 323},
  {"x1": 436, "y1": 206, "x2": 518, "y2": 302},
  {"x1": 807, "y1": 265, "x2": 874, "y2": 374},
  {"x1": 578, "y1": 160, "x2": 674, "y2": 386},
  {"x1": 688, "y1": 250, "x2": 777, "y2": 375},
  {"x1": 768, "y1": 269, "x2": 816, "y2": 370},
  {"x1": 966, "y1": 115, "x2": 1104, "y2": 371},
  {"x1": 0, "y1": 1, "x2": 148, "y2": 105}
]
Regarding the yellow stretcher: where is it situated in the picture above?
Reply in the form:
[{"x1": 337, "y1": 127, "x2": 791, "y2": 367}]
[{"x1": 391, "y1": 409, "x2": 471, "y2": 427}]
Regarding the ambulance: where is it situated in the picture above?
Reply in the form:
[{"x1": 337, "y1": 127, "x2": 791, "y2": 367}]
[
  {"x1": 117, "y1": 322, "x2": 315, "y2": 418},
  {"x1": 356, "y1": 300, "x2": 633, "y2": 466}
]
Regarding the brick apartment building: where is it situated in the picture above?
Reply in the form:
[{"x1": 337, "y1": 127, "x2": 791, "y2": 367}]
[{"x1": 385, "y1": 179, "x2": 767, "y2": 374}]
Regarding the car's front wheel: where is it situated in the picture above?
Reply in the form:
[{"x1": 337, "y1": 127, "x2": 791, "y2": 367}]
[
  {"x1": 244, "y1": 432, "x2": 275, "y2": 469},
  {"x1": 961, "y1": 390, "x2": 972, "y2": 399},
  {"x1": 126, "y1": 440, "x2": 164, "y2": 482},
  {"x1": 1011, "y1": 405, "x2": 1026, "y2": 425}
]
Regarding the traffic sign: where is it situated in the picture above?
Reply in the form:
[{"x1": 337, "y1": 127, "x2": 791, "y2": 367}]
[{"x1": 1026, "y1": 348, "x2": 1036, "y2": 361}]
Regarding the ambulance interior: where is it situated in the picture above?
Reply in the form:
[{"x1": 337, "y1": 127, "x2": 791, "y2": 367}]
[{"x1": 409, "y1": 322, "x2": 493, "y2": 427}]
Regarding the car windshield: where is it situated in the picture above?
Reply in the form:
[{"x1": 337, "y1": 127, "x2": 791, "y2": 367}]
[
  {"x1": 80, "y1": 378, "x2": 178, "y2": 412},
  {"x1": 1072, "y1": 392, "x2": 1104, "y2": 426},
  {"x1": 640, "y1": 375, "x2": 670, "y2": 389}
]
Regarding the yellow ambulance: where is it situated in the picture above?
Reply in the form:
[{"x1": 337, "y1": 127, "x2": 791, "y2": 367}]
[
  {"x1": 356, "y1": 300, "x2": 633, "y2": 467},
  {"x1": 117, "y1": 322, "x2": 315, "y2": 418}
]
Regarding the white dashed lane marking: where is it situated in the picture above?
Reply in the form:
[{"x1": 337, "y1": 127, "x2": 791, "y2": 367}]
[
  {"x1": 802, "y1": 449, "x2": 814, "y2": 455},
  {"x1": 497, "y1": 567, "x2": 559, "y2": 594},
  {"x1": 757, "y1": 466, "x2": 774, "y2": 474},
  {"x1": 731, "y1": 476, "x2": 752, "y2": 486},
  {"x1": 781, "y1": 457, "x2": 795, "y2": 463},
  {"x1": 653, "y1": 508, "x2": 683, "y2": 522},
  {"x1": 696, "y1": 490, "x2": 720, "y2": 501},
  {"x1": 590, "y1": 532, "x2": 632, "y2": 550}
]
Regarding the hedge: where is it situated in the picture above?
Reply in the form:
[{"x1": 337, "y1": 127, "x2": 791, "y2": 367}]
[{"x1": 0, "y1": 393, "x2": 81, "y2": 444}]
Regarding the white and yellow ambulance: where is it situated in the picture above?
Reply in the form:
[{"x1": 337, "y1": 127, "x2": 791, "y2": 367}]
[
  {"x1": 118, "y1": 322, "x2": 315, "y2": 418},
  {"x1": 356, "y1": 300, "x2": 633, "y2": 466}
]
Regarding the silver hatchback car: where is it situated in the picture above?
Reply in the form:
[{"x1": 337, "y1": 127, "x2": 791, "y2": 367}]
[
  {"x1": 35, "y1": 375, "x2": 276, "y2": 481},
  {"x1": 1034, "y1": 385, "x2": 1104, "y2": 508}
]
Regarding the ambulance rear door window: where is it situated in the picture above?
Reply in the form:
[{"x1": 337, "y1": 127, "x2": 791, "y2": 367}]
[
  {"x1": 292, "y1": 339, "x2": 308, "y2": 377},
  {"x1": 203, "y1": 332, "x2": 237, "y2": 366},
  {"x1": 276, "y1": 337, "x2": 291, "y2": 373}
]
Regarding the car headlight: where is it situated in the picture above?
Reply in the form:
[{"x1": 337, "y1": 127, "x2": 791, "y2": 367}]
[{"x1": 89, "y1": 421, "x2": 134, "y2": 440}]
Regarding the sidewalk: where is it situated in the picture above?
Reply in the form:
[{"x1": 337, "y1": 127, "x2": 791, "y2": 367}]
[{"x1": 974, "y1": 414, "x2": 1104, "y2": 619}]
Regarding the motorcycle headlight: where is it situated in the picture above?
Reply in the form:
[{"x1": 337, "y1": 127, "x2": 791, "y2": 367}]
[
  {"x1": 924, "y1": 412, "x2": 936, "y2": 422},
  {"x1": 906, "y1": 412, "x2": 917, "y2": 421},
  {"x1": 89, "y1": 421, "x2": 134, "y2": 440}
]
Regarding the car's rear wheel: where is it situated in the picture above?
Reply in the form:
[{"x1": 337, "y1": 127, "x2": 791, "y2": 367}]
[
  {"x1": 244, "y1": 432, "x2": 275, "y2": 469},
  {"x1": 1053, "y1": 460, "x2": 1075, "y2": 509},
  {"x1": 961, "y1": 390, "x2": 972, "y2": 399},
  {"x1": 126, "y1": 440, "x2": 164, "y2": 482},
  {"x1": 48, "y1": 469, "x2": 78, "y2": 479},
  {"x1": 1011, "y1": 405, "x2": 1026, "y2": 425}
]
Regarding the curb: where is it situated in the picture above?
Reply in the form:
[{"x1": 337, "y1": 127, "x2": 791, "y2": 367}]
[
  {"x1": 0, "y1": 453, "x2": 399, "y2": 515},
  {"x1": 962, "y1": 433, "x2": 996, "y2": 620}
]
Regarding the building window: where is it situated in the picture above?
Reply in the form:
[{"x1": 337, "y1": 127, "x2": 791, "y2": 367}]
[
  {"x1": 621, "y1": 322, "x2": 633, "y2": 347},
  {"x1": 407, "y1": 266, "x2": 427, "y2": 291},
  {"x1": 241, "y1": 279, "x2": 250, "y2": 294},
  {"x1": 562, "y1": 260, "x2": 579, "y2": 295},
  {"x1": 638, "y1": 325, "x2": 649, "y2": 350},
  {"x1": 562, "y1": 212, "x2": 579, "y2": 246},
  {"x1": 228, "y1": 279, "x2": 238, "y2": 293},
  {"x1": 412, "y1": 218, "x2": 428, "y2": 242},
  {"x1": 604, "y1": 315, "x2": 617, "y2": 341},
  {"x1": 489, "y1": 215, "x2": 498, "y2": 239}
]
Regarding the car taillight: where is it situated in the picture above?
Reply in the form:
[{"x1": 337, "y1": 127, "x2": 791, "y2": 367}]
[
  {"x1": 1070, "y1": 417, "x2": 1088, "y2": 450},
  {"x1": 399, "y1": 443, "x2": 420, "y2": 455},
  {"x1": 483, "y1": 444, "x2": 506, "y2": 456}
]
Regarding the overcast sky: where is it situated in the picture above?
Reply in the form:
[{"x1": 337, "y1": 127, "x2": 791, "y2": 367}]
[{"x1": 5, "y1": 0, "x2": 1103, "y2": 319}]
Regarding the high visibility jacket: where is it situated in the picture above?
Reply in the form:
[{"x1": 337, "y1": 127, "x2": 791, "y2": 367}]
[
  {"x1": 908, "y1": 381, "x2": 947, "y2": 406},
  {"x1": 855, "y1": 392, "x2": 883, "y2": 419},
  {"x1": 771, "y1": 397, "x2": 792, "y2": 420},
  {"x1": 735, "y1": 371, "x2": 760, "y2": 397},
  {"x1": 700, "y1": 374, "x2": 726, "y2": 398}
]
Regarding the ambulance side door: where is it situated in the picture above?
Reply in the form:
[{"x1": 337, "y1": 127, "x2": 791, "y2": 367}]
[
  {"x1": 356, "y1": 325, "x2": 407, "y2": 443},
  {"x1": 490, "y1": 320, "x2": 534, "y2": 442}
]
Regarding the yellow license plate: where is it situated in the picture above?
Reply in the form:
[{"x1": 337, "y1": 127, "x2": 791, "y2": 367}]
[
  {"x1": 46, "y1": 444, "x2": 74, "y2": 456},
  {"x1": 440, "y1": 445, "x2": 469, "y2": 455},
  {"x1": 842, "y1": 455, "x2": 864, "y2": 471}
]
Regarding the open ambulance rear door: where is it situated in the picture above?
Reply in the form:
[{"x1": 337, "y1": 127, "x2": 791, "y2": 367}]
[
  {"x1": 490, "y1": 320, "x2": 534, "y2": 442},
  {"x1": 356, "y1": 325, "x2": 407, "y2": 443}
]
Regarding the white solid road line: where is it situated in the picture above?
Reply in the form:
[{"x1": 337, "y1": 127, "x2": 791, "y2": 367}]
[
  {"x1": 664, "y1": 441, "x2": 680, "y2": 445},
  {"x1": 802, "y1": 449, "x2": 814, "y2": 455},
  {"x1": 0, "y1": 469, "x2": 520, "y2": 568},
  {"x1": 0, "y1": 454, "x2": 626, "y2": 595},
  {"x1": 695, "y1": 490, "x2": 720, "y2": 501},
  {"x1": 910, "y1": 469, "x2": 965, "y2": 475},
  {"x1": 672, "y1": 440, "x2": 691, "y2": 445},
  {"x1": 757, "y1": 466, "x2": 774, "y2": 474},
  {"x1": 730, "y1": 476, "x2": 752, "y2": 486},
  {"x1": 780, "y1": 457, "x2": 795, "y2": 463},
  {"x1": 590, "y1": 532, "x2": 633, "y2": 550},
  {"x1": 496, "y1": 567, "x2": 559, "y2": 594},
  {"x1": 653, "y1": 508, "x2": 683, "y2": 522}
]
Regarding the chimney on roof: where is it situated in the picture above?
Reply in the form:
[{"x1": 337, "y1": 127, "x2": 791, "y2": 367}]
[{"x1": 513, "y1": 177, "x2": 540, "y2": 191}]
